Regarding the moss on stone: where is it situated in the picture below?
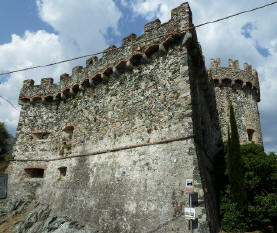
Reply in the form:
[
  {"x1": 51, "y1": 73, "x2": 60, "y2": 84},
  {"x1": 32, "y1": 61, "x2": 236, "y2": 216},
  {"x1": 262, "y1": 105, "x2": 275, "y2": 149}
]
[
  {"x1": 168, "y1": 49, "x2": 174, "y2": 55},
  {"x1": 102, "y1": 74, "x2": 109, "y2": 82}
]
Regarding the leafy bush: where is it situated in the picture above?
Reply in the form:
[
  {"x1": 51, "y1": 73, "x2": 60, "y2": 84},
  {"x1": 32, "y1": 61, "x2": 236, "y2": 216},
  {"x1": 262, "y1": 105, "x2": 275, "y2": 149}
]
[
  {"x1": 220, "y1": 143, "x2": 277, "y2": 232},
  {"x1": 0, "y1": 122, "x2": 10, "y2": 172}
]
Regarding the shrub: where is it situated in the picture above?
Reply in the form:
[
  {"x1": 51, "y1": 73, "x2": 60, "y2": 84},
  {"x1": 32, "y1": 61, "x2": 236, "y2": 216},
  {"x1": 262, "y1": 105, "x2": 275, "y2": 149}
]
[{"x1": 220, "y1": 143, "x2": 277, "y2": 232}]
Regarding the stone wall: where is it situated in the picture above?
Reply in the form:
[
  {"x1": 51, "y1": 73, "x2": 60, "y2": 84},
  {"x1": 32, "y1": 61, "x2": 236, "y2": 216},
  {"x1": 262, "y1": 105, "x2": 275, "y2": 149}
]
[
  {"x1": 208, "y1": 58, "x2": 263, "y2": 145},
  {"x1": 9, "y1": 36, "x2": 215, "y2": 232}
]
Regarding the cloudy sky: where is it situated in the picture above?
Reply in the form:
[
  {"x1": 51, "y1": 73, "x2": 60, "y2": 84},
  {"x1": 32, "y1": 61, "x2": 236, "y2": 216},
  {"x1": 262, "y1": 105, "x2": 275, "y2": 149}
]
[{"x1": 0, "y1": 0, "x2": 276, "y2": 153}]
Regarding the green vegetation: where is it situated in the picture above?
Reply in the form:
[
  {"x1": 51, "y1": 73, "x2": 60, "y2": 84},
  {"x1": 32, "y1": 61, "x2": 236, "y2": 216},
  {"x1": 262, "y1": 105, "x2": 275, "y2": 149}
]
[
  {"x1": 0, "y1": 154, "x2": 10, "y2": 173},
  {"x1": 137, "y1": 44, "x2": 145, "y2": 51},
  {"x1": 226, "y1": 104, "x2": 247, "y2": 211},
  {"x1": 119, "y1": 76, "x2": 125, "y2": 85},
  {"x1": 73, "y1": 102, "x2": 78, "y2": 108},
  {"x1": 102, "y1": 74, "x2": 109, "y2": 82},
  {"x1": 217, "y1": 104, "x2": 277, "y2": 232},
  {"x1": 0, "y1": 122, "x2": 10, "y2": 172},
  {"x1": 0, "y1": 122, "x2": 8, "y2": 155},
  {"x1": 168, "y1": 49, "x2": 174, "y2": 55}
]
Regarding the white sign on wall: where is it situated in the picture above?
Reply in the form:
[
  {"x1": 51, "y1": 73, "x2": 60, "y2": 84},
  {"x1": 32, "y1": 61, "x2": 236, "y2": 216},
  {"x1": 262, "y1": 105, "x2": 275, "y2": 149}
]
[
  {"x1": 184, "y1": 207, "x2": 195, "y2": 220},
  {"x1": 186, "y1": 179, "x2": 193, "y2": 187},
  {"x1": 185, "y1": 178, "x2": 194, "y2": 194}
]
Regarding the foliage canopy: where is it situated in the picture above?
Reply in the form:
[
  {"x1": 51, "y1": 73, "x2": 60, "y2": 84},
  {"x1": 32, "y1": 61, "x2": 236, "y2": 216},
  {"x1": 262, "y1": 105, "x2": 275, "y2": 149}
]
[{"x1": 218, "y1": 105, "x2": 277, "y2": 232}]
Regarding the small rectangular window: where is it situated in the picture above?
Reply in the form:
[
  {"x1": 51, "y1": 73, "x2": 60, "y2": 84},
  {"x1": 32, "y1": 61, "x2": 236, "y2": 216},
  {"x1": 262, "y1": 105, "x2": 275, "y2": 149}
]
[
  {"x1": 24, "y1": 168, "x2": 44, "y2": 178},
  {"x1": 32, "y1": 132, "x2": 50, "y2": 140},
  {"x1": 58, "y1": 167, "x2": 67, "y2": 176}
]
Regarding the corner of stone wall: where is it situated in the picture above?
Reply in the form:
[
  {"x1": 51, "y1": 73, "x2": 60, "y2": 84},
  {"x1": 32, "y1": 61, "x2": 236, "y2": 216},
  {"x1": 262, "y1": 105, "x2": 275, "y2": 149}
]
[{"x1": 186, "y1": 32, "x2": 222, "y2": 233}]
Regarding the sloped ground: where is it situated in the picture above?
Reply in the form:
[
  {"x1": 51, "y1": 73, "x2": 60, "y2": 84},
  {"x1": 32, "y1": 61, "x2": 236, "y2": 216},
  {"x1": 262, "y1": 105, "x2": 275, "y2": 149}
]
[{"x1": 0, "y1": 199, "x2": 98, "y2": 233}]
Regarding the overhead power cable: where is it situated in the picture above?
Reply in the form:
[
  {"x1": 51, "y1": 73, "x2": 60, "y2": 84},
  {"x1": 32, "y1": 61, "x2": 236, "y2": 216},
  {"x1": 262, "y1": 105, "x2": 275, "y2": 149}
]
[
  {"x1": 0, "y1": 95, "x2": 18, "y2": 110},
  {"x1": 0, "y1": 1, "x2": 276, "y2": 77}
]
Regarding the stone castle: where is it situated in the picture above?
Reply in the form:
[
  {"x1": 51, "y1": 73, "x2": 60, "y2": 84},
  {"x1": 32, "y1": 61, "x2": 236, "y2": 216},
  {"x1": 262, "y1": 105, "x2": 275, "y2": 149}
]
[{"x1": 2, "y1": 2, "x2": 262, "y2": 233}]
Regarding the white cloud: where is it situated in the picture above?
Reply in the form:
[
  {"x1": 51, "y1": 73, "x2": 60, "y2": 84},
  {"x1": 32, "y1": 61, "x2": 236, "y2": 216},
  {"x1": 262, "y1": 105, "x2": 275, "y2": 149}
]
[
  {"x1": 130, "y1": 0, "x2": 184, "y2": 22},
  {"x1": 36, "y1": 0, "x2": 122, "y2": 53},
  {"x1": 120, "y1": 0, "x2": 128, "y2": 7},
  {"x1": 0, "y1": 30, "x2": 69, "y2": 134}
]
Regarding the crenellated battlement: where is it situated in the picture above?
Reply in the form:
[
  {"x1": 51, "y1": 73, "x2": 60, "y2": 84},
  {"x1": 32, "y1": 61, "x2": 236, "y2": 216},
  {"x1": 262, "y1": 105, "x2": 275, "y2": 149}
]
[
  {"x1": 208, "y1": 58, "x2": 260, "y2": 101},
  {"x1": 19, "y1": 2, "x2": 192, "y2": 104}
]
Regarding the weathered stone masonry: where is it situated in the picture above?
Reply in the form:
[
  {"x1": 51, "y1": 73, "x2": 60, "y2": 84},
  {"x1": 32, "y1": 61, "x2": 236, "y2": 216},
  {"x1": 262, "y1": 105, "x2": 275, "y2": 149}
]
[
  {"x1": 208, "y1": 58, "x2": 262, "y2": 145},
  {"x1": 4, "y1": 2, "x2": 263, "y2": 233}
]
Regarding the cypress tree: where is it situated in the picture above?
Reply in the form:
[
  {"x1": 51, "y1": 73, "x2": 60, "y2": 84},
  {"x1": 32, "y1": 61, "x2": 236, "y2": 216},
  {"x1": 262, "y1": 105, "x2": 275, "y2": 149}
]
[{"x1": 226, "y1": 103, "x2": 247, "y2": 211}]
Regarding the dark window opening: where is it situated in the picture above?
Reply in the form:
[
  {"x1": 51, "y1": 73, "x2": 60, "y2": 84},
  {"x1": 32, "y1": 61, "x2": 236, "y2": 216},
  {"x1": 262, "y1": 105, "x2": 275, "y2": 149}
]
[
  {"x1": 247, "y1": 129, "x2": 255, "y2": 142},
  {"x1": 58, "y1": 167, "x2": 67, "y2": 176},
  {"x1": 41, "y1": 133, "x2": 49, "y2": 139},
  {"x1": 33, "y1": 132, "x2": 50, "y2": 140},
  {"x1": 24, "y1": 168, "x2": 44, "y2": 178}
]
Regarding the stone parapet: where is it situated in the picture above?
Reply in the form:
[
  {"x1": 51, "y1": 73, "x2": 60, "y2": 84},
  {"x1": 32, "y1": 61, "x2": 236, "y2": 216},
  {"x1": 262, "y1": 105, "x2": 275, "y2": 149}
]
[
  {"x1": 208, "y1": 58, "x2": 260, "y2": 101},
  {"x1": 19, "y1": 2, "x2": 192, "y2": 104}
]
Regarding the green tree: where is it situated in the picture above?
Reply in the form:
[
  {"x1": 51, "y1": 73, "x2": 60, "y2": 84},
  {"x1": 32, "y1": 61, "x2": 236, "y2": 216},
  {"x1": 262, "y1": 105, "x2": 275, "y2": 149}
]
[
  {"x1": 0, "y1": 122, "x2": 10, "y2": 173},
  {"x1": 0, "y1": 122, "x2": 8, "y2": 155},
  {"x1": 220, "y1": 143, "x2": 277, "y2": 232},
  {"x1": 225, "y1": 103, "x2": 247, "y2": 210},
  {"x1": 241, "y1": 143, "x2": 277, "y2": 231}
]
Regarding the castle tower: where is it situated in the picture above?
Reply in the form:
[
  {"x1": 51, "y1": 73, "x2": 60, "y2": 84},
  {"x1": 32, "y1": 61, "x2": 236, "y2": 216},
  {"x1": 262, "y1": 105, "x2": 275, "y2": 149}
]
[
  {"x1": 5, "y1": 2, "x2": 263, "y2": 233},
  {"x1": 208, "y1": 58, "x2": 263, "y2": 145}
]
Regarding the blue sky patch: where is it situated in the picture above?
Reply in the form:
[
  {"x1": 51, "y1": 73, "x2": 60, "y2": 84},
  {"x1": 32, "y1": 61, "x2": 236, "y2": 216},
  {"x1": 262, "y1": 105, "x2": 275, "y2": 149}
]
[
  {"x1": 104, "y1": 4, "x2": 149, "y2": 47},
  {"x1": 241, "y1": 22, "x2": 255, "y2": 38},
  {"x1": 256, "y1": 42, "x2": 271, "y2": 57},
  {"x1": 0, "y1": 0, "x2": 54, "y2": 44}
]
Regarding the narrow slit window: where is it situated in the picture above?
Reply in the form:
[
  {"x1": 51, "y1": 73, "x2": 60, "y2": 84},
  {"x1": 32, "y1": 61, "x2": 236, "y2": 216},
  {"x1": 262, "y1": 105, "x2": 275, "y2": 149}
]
[
  {"x1": 24, "y1": 168, "x2": 45, "y2": 178},
  {"x1": 41, "y1": 133, "x2": 49, "y2": 139},
  {"x1": 33, "y1": 132, "x2": 50, "y2": 140},
  {"x1": 247, "y1": 129, "x2": 255, "y2": 142}
]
